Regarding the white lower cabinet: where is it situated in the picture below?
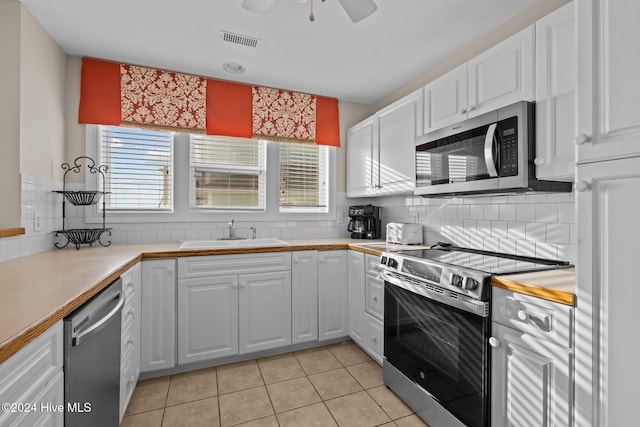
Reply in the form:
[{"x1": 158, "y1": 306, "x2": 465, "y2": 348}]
[
  {"x1": 0, "y1": 321, "x2": 64, "y2": 427},
  {"x1": 140, "y1": 258, "x2": 177, "y2": 373},
  {"x1": 292, "y1": 251, "x2": 318, "y2": 344},
  {"x1": 239, "y1": 271, "x2": 292, "y2": 354},
  {"x1": 363, "y1": 314, "x2": 383, "y2": 364},
  {"x1": 491, "y1": 287, "x2": 574, "y2": 427},
  {"x1": 178, "y1": 275, "x2": 239, "y2": 364},
  {"x1": 177, "y1": 253, "x2": 292, "y2": 364},
  {"x1": 347, "y1": 250, "x2": 365, "y2": 345},
  {"x1": 318, "y1": 250, "x2": 349, "y2": 341},
  {"x1": 120, "y1": 262, "x2": 142, "y2": 421}
]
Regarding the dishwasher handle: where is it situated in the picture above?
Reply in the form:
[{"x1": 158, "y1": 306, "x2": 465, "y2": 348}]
[{"x1": 72, "y1": 291, "x2": 124, "y2": 347}]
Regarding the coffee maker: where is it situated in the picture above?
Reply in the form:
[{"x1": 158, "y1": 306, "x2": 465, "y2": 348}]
[{"x1": 348, "y1": 205, "x2": 381, "y2": 239}]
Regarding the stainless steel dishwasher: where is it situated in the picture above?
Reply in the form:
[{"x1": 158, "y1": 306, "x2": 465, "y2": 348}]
[{"x1": 64, "y1": 277, "x2": 123, "y2": 427}]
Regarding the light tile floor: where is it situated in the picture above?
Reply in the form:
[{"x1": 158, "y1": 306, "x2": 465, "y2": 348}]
[{"x1": 120, "y1": 341, "x2": 429, "y2": 427}]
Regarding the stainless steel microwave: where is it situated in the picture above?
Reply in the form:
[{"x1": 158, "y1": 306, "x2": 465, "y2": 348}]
[{"x1": 414, "y1": 101, "x2": 572, "y2": 197}]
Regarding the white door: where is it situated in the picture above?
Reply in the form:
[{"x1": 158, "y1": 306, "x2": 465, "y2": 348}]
[
  {"x1": 576, "y1": 0, "x2": 640, "y2": 163},
  {"x1": 575, "y1": 157, "x2": 640, "y2": 427},
  {"x1": 468, "y1": 25, "x2": 535, "y2": 116},
  {"x1": 292, "y1": 251, "x2": 318, "y2": 344},
  {"x1": 346, "y1": 116, "x2": 377, "y2": 197},
  {"x1": 423, "y1": 63, "x2": 469, "y2": 133},
  {"x1": 141, "y1": 259, "x2": 176, "y2": 373},
  {"x1": 491, "y1": 323, "x2": 573, "y2": 427},
  {"x1": 535, "y1": 1, "x2": 576, "y2": 181},
  {"x1": 177, "y1": 275, "x2": 239, "y2": 364},
  {"x1": 347, "y1": 250, "x2": 365, "y2": 345},
  {"x1": 239, "y1": 271, "x2": 292, "y2": 354},
  {"x1": 377, "y1": 89, "x2": 422, "y2": 194},
  {"x1": 318, "y1": 250, "x2": 348, "y2": 341}
]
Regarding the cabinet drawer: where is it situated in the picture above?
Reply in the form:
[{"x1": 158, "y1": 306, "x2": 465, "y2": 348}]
[
  {"x1": 365, "y1": 275, "x2": 384, "y2": 321},
  {"x1": 5, "y1": 369, "x2": 64, "y2": 427},
  {"x1": 365, "y1": 254, "x2": 382, "y2": 276},
  {"x1": 492, "y1": 287, "x2": 573, "y2": 348},
  {"x1": 364, "y1": 314, "x2": 383, "y2": 365},
  {"x1": 178, "y1": 252, "x2": 291, "y2": 278}
]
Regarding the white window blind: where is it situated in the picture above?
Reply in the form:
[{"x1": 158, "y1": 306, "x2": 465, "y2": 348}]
[
  {"x1": 190, "y1": 135, "x2": 266, "y2": 210},
  {"x1": 98, "y1": 126, "x2": 173, "y2": 211},
  {"x1": 279, "y1": 143, "x2": 329, "y2": 212}
]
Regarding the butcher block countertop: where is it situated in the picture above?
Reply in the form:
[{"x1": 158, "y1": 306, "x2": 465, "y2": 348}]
[
  {"x1": 0, "y1": 238, "x2": 575, "y2": 364},
  {"x1": 492, "y1": 268, "x2": 576, "y2": 306}
]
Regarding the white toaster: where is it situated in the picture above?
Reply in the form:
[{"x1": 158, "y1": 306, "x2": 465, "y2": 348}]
[{"x1": 386, "y1": 223, "x2": 423, "y2": 245}]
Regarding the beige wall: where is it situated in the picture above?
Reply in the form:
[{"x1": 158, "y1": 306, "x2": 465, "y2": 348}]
[
  {"x1": 371, "y1": 0, "x2": 571, "y2": 112},
  {"x1": 20, "y1": 5, "x2": 66, "y2": 181},
  {"x1": 0, "y1": 0, "x2": 23, "y2": 229},
  {"x1": 64, "y1": 56, "x2": 85, "y2": 183}
]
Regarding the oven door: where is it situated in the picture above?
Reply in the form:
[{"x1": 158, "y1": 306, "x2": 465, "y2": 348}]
[{"x1": 384, "y1": 281, "x2": 490, "y2": 427}]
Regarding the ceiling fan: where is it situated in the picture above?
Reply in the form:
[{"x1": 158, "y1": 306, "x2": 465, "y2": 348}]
[{"x1": 241, "y1": 0, "x2": 378, "y2": 23}]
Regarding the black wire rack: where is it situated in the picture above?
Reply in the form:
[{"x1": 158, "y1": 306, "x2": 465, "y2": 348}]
[{"x1": 52, "y1": 156, "x2": 112, "y2": 249}]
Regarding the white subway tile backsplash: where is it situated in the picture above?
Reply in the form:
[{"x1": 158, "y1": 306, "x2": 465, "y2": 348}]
[
  {"x1": 484, "y1": 205, "x2": 500, "y2": 221},
  {"x1": 526, "y1": 223, "x2": 547, "y2": 241},
  {"x1": 491, "y1": 221, "x2": 508, "y2": 239},
  {"x1": 476, "y1": 220, "x2": 492, "y2": 237},
  {"x1": 516, "y1": 239, "x2": 536, "y2": 257},
  {"x1": 458, "y1": 205, "x2": 470, "y2": 219},
  {"x1": 507, "y1": 222, "x2": 526, "y2": 240},
  {"x1": 516, "y1": 204, "x2": 536, "y2": 222},
  {"x1": 546, "y1": 223, "x2": 571, "y2": 244},
  {"x1": 536, "y1": 242, "x2": 558, "y2": 260},
  {"x1": 557, "y1": 203, "x2": 575, "y2": 224},
  {"x1": 499, "y1": 204, "x2": 517, "y2": 221},
  {"x1": 535, "y1": 203, "x2": 557, "y2": 223}
]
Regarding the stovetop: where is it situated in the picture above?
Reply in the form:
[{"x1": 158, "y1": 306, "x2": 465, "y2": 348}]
[{"x1": 395, "y1": 245, "x2": 571, "y2": 275}]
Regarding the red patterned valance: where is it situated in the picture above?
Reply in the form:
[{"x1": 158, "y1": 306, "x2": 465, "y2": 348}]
[
  {"x1": 79, "y1": 58, "x2": 340, "y2": 146},
  {"x1": 121, "y1": 64, "x2": 207, "y2": 130}
]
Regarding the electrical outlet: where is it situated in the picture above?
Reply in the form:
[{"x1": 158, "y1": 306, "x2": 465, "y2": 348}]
[
  {"x1": 34, "y1": 213, "x2": 42, "y2": 232},
  {"x1": 411, "y1": 212, "x2": 419, "y2": 223},
  {"x1": 337, "y1": 211, "x2": 344, "y2": 224}
]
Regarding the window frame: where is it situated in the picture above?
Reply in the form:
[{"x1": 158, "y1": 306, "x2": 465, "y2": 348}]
[
  {"x1": 279, "y1": 143, "x2": 329, "y2": 214},
  {"x1": 85, "y1": 125, "x2": 337, "y2": 225}
]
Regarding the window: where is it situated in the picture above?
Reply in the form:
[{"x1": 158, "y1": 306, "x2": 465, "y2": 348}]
[
  {"x1": 190, "y1": 135, "x2": 266, "y2": 210},
  {"x1": 98, "y1": 126, "x2": 173, "y2": 211},
  {"x1": 279, "y1": 143, "x2": 329, "y2": 213}
]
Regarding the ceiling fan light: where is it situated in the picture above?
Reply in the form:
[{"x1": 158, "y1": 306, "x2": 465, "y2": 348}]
[
  {"x1": 241, "y1": 0, "x2": 275, "y2": 13},
  {"x1": 337, "y1": 0, "x2": 377, "y2": 23}
]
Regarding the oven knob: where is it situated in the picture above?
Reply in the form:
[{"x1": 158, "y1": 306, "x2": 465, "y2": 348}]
[
  {"x1": 451, "y1": 274, "x2": 463, "y2": 287},
  {"x1": 463, "y1": 278, "x2": 479, "y2": 290},
  {"x1": 380, "y1": 256, "x2": 388, "y2": 266},
  {"x1": 387, "y1": 258, "x2": 398, "y2": 269}
]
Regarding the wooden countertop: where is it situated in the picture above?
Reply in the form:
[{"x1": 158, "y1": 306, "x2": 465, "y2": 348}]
[
  {"x1": 491, "y1": 268, "x2": 576, "y2": 306},
  {"x1": 0, "y1": 238, "x2": 575, "y2": 364}
]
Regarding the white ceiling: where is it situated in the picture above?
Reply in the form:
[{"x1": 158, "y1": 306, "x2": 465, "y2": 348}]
[{"x1": 19, "y1": 0, "x2": 536, "y2": 105}]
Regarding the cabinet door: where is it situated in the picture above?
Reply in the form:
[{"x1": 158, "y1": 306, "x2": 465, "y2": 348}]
[
  {"x1": 377, "y1": 89, "x2": 421, "y2": 194},
  {"x1": 141, "y1": 259, "x2": 176, "y2": 373},
  {"x1": 468, "y1": 25, "x2": 535, "y2": 116},
  {"x1": 292, "y1": 251, "x2": 318, "y2": 344},
  {"x1": 575, "y1": 157, "x2": 640, "y2": 427},
  {"x1": 347, "y1": 250, "x2": 365, "y2": 345},
  {"x1": 365, "y1": 273, "x2": 384, "y2": 321},
  {"x1": 576, "y1": 0, "x2": 640, "y2": 163},
  {"x1": 535, "y1": 2, "x2": 576, "y2": 181},
  {"x1": 239, "y1": 271, "x2": 292, "y2": 354},
  {"x1": 346, "y1": 116, "x2": 377, "y2": 197},
  {"x1": 363, "y1": 314, "x2": 383, "y2": 365},
  {"x1": 491, "y1": 323, "x2": 573, "y2": 427},
  {"x1": 423, "y1": 64, "x2": 469, "y2": 133},
  {"x1": 178, "y1": 275, "x2": 239, "y2": 364},
  {"x1": 318, "y1": 250, "x2": 349, "y2": 341}
]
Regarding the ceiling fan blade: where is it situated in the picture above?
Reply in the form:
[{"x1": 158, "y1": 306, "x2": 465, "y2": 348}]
[
  {"x1": 241, "y1": 0, "x2": 276, "y2": 12},
  {"x1": 337, "y1": 0, "x2": 377, "y2": 22}
]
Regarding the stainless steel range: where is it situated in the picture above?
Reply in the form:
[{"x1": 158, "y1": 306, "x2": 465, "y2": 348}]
[{"x1": 380, "y1": 243, "x2": 570, "y2": 427}]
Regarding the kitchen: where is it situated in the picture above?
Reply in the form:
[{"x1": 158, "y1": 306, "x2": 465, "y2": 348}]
[{"x1": 0, "y1": 0, "x2": 638, "y2": 426}]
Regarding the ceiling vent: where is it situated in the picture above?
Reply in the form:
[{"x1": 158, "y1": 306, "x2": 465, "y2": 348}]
[{"x1": 220, "y1": 31, "x2": 261, "y2": 48}]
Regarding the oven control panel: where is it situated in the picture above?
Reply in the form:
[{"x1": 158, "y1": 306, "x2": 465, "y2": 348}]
[{"x1": 380, "y1": 253, "x2": 488, "y2": 301}]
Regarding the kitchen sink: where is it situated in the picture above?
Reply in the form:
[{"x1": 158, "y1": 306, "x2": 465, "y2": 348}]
[{"x1": 179, "y1": 238, "x2": 290, "y2": 250}]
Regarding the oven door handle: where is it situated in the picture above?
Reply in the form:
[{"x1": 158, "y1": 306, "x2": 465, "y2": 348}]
[{"x1": 484, "y1": 123, "x2": 499, "y2": 177}]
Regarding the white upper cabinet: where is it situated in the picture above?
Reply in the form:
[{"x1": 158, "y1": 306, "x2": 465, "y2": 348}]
[
  {"x1": 423, "y1": 64, "x2": 468, "y2": 133},
  {"x1": 535, "y1": 1, "x2": 576, "y2": 181},
  {"x1": 346, "y1": 116, "x2": 377, "y2": 197},
  {"x1": 468, "y1": 25, "x2": 535, "y2": 117},
  {"x1": 347, "y1": 89, "x2": 421, "y2": 197},
  {"x1": 423, "y1": 25, "x2": 535, "y2": 135},
  {"x1": 576, "y1": 0, "x2": 640, "y2": 163}
]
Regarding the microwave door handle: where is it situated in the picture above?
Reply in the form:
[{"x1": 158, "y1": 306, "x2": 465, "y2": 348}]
[{"x1": 484, "y1": 123, "x2": 499, "y2": 177}]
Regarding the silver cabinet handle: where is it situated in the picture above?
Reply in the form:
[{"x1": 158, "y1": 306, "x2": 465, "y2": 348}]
[
  {"x1": 575, "y1": 133, "x2": 589, "y2": 145},
  {"x1": 72, "y1": 291, "x2": 124, "y2": 346}
]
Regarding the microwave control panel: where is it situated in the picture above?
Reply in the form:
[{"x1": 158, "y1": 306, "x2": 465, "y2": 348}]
[{"x1": 499, "y1": 117, "x2": 518, "y2": 177}]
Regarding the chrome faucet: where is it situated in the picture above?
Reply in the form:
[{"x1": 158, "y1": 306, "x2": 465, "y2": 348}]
[
  {"x1": 228, "y1": 219, "x2": 235, "y2": 239},
  {"x1": 250, "y1": 226, "x2": 257, "y2": 239}
]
